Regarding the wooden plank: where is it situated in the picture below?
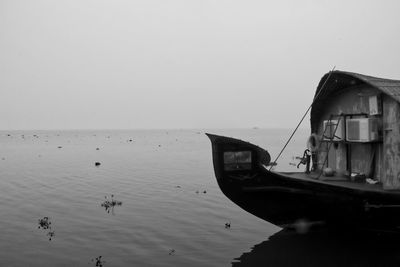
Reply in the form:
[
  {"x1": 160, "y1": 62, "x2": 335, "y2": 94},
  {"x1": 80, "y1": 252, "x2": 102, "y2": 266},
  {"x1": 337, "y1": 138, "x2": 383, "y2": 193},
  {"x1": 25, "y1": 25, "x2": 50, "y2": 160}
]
[{"x1": 383, "y1": 96, "x2": 400, "y2": 189}]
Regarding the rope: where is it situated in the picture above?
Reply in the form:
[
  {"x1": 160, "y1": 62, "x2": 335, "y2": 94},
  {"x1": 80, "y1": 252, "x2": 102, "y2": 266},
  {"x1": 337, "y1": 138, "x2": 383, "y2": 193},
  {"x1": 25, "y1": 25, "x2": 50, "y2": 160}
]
[{"x1": 269, "y1": 66, "x2": 336, "y2": 171}]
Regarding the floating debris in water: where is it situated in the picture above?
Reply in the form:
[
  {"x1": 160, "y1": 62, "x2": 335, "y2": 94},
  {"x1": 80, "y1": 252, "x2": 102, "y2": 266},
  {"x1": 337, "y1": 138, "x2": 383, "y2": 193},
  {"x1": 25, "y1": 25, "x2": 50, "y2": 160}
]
[
  {"x1": 203, "y1": 190, "x2": 207, "y2": 194},
  {"x1": 47, "y1": 231, "x2": 55, "y2": 241},
  {"x1": 128, "y1": 139, "x2": 133, "y2": 142},
  {"x1": 168, "y1": 249, "x2": 175, "y2": 255},
  {"x1": 101, "y1": 194, "x2": 122, "y2": 214},
  {"x1": 95, "y1": 162, "x2": 101, "y2": 166},
  {"x1": 91, "y1": 256, "x2": 105, "y2": 267},
  {"x1": 38, "y1": 217, "x2": 54, "y2": 241},
  {"x1": 225, "y1": 222, "x2": 231, "y2": 229},
  {"x1": 175, "y1": 185, "x2": 181, "y2": 188},
  {"x1": 96, "y1": 148, "x2": 100, "y2": 150},
  {"x1": 38, "y1": 217, "x2": 51, "y2": 230},
  {"x1": 57, "y1": 146, "x2": 62, "y2": 149},
  {"x1": 158, "y1": 144, "x2": 161, "y2": 147}
]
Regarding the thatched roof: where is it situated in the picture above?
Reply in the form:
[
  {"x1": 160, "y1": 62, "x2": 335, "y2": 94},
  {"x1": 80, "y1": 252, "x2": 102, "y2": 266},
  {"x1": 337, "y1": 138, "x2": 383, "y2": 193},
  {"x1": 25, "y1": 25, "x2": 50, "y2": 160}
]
[{"x1": 310, "y1": 70, "x2": 400, "y2": 132}]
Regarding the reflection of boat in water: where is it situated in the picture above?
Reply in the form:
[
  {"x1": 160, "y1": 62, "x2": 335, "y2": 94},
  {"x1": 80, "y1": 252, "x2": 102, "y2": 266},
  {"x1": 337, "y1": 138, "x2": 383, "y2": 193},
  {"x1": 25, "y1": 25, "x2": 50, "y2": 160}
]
[
  {"x1": 207, "y1": 70, "x2": 400, "y2": 232},
  {"x1": 232, "y1": 229, "x2": 400, "y2": 267}
]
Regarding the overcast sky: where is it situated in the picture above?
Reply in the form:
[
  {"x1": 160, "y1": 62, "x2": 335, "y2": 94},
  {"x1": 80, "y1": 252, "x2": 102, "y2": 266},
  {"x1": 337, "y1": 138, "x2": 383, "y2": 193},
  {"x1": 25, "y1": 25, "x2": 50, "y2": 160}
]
[{"x1": 1, "y1": 0, "x2": 399, "y2": 130}]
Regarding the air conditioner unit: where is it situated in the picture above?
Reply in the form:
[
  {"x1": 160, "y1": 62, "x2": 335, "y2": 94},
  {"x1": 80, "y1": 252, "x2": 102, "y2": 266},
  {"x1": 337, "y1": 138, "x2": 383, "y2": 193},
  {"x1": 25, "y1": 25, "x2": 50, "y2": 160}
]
[
  {"x1": 346, "y1": 118, "x2": 380, "y2": 142},
  {"x1": 323, "y1": 119, "x2": 344, "y2": 141}
]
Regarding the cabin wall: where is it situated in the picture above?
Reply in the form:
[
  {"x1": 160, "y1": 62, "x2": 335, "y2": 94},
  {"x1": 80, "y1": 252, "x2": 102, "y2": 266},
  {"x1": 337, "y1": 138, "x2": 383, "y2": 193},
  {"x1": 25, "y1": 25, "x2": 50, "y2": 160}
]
[
  {"x1": 375, "y1": 142, "x2": 384, "y2": 182},
  {"x1": 382, "y1": 95, "x2": 400, "y2": 189},
  {"x1": 315, "y1": 85, "x2": 384, "y2": 179}
]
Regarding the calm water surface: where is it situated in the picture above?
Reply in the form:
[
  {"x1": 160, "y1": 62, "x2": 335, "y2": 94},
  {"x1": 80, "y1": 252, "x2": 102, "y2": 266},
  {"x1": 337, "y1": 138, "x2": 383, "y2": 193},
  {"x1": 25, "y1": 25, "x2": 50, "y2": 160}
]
[{"x1": 3, "y1": 128, "x2": 398, "y2": 266}]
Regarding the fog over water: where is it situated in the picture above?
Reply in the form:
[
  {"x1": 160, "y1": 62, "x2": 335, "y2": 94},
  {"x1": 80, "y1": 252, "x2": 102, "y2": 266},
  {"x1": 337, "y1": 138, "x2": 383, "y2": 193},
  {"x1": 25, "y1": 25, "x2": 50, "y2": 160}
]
[{"x1": 1, "y1": 0, "x2": 400, "y2": 130}]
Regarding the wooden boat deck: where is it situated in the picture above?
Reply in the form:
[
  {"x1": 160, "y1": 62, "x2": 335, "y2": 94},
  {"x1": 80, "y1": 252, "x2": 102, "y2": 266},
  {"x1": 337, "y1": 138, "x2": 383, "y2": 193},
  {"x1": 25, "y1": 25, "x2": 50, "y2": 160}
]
[{"x1": 272, "y1": 169, "x2": 400, "y2": 195}]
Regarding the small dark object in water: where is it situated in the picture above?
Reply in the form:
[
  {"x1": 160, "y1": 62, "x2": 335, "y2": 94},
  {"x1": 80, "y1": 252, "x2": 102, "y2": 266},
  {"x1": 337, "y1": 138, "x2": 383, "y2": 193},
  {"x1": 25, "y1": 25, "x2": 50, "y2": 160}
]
[
  {"x1": 47, "y1": 231, "x2": 55, "y2": 241},
  {"x1": 158, "y1": 144, "x2": 161, "y2": 147},
  {"x1": 175, "y1": 185, "x2": 181, "y2": 188},
  {"x1": 203, "y1": 190, "x2": 207, "y2": 194},
  {"x1": 96, "y1": 148, "x2": 100, "y2": 150},
  {"x1": 128, "y1": 139, "x2": 133, "y2": 142},
  {"x1": 38, "y1": 217, "x2": 55, "y2": 240},
  {"x1": 101, "y1": 194, "x2": 122, "y2": 214},
  {"x1": 57, "y1": 146, "x2": 62, "y2": 149},
  {"x1": 168, "y1": 249, "x2": 175, "y2": 255},
  {"x1": 95, "y1": 162, "x2": 101, "y2": 166},
  {"x1": 38, "y1": 217, "x2": 51, "y2": 230},
  {"x1": 196, "y1": 190, "x2": 199, "y2": 194},
  {"x1": 91, "y1": 256, "x2": 105, "y2": 267},
  {"x1": 7, "y1": 134, "x2": 11, "y2": 136},
  {"x1": 225, "y1": 222, "x2": 231, "y2": 228}
]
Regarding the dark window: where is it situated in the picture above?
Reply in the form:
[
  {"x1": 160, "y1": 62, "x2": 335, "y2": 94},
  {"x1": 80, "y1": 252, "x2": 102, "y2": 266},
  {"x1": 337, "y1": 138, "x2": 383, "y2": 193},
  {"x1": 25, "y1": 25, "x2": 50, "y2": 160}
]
[{"x1": 223, "y1": 151, "x2": 252, "y2": 171}]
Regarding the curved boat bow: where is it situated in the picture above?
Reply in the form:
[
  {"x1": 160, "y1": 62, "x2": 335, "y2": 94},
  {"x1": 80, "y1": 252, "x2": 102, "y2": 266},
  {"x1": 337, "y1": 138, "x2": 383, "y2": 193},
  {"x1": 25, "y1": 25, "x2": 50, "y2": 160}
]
[{"x1": 206, "y1": 133, "x2": 400, "y2": 231}]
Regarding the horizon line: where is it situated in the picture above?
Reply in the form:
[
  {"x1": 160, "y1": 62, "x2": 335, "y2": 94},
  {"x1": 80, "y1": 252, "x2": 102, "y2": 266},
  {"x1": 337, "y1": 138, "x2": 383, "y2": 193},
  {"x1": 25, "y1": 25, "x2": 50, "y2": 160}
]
[{"x1": 0, "y1": 126, "x2": 310, "y2": 131}]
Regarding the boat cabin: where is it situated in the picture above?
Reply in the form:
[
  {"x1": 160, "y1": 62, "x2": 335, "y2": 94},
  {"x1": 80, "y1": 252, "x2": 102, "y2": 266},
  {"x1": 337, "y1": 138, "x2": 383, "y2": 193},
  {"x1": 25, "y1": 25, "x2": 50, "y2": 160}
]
[{"x1": 310, "y1": 71, "x2": 400, "y2": 190}]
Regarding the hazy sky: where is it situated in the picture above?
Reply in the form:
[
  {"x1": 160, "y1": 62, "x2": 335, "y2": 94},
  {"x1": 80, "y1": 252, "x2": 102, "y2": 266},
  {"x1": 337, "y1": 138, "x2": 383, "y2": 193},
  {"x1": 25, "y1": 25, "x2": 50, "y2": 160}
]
[{"x1": 1, "y1": 0, "x2": 400, "y2": 130}]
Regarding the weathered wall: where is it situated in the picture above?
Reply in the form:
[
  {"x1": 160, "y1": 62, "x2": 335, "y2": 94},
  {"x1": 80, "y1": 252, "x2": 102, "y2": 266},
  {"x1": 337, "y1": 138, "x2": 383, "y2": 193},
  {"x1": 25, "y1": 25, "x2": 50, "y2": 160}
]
[
  {"x1": 314, "y1": 85, "x2": 383, "y2": 179},
  {"x1": 382, "y1": 95, "x2": 400, "y2": 189}
]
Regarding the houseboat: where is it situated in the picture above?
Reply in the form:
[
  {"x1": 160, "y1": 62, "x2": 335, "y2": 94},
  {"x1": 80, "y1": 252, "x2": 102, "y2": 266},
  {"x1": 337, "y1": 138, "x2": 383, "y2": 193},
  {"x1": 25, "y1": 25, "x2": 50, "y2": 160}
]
[{"x1": 207, "y1": 70, "x2": 400, "y2": 232}]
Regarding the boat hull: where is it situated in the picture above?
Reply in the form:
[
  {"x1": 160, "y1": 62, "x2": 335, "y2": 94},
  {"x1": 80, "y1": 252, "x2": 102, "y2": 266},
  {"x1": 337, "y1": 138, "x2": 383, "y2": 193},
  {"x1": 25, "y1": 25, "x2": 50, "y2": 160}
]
[{"x1": 206, "y1": 133, "x2": 400, "y2": 231}]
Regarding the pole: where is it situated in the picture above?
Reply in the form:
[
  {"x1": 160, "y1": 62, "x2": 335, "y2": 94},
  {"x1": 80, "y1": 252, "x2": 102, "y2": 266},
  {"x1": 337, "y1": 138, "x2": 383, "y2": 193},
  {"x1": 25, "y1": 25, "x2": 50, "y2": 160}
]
[{"x1": 269, "y1": 66, "x2": 336, "y2": 171}]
